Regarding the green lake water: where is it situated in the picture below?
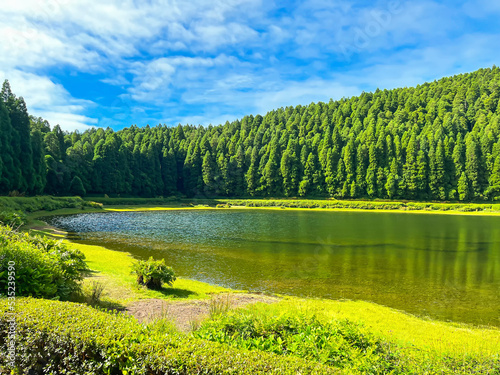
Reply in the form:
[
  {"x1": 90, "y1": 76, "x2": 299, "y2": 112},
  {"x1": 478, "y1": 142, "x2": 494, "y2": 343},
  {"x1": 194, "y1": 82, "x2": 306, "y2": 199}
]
[{"x1": 48, "y1": 209, "x2": 500, "y2": 326}]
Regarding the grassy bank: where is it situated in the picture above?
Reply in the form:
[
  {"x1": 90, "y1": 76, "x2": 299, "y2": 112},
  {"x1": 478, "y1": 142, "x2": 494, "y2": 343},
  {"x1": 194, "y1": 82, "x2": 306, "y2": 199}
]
[
  {"x1": 2, "y1": 196, "x2": 500, "y2": 373},
  {"x1": 69, "y1": 240, "x2": 232, "y2": 305},
  {"x1": 3, "y1": 195, "x2": 500, "y2": 218},
  {"x1": 215, "y1": 198, "x2": 500, "y2": 214},
  {"x1": 0, "y1": 195, "x2": 101, "y2": 212}
]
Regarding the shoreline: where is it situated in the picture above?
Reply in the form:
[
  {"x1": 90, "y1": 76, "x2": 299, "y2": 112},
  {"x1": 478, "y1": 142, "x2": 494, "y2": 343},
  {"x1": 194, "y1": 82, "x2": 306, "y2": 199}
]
[
  {"x1": 25, "y1": 202, "x2": 500, "y2": 221},
  {"x1": 28, "y1": 206, "x2": 500, "y2": 330},
  {"x1": 8, "y1": 206, "x2": 500, "y2": 371}
]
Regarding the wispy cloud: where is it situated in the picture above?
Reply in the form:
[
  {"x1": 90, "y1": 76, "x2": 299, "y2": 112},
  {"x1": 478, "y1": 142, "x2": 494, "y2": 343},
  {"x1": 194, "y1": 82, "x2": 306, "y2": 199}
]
[
  {"x1": 0, "y1": 0, "x2": 498, "y2": 130},
  {"x1": 0, "y1": 70, "x2": 98, "y2": 131}
]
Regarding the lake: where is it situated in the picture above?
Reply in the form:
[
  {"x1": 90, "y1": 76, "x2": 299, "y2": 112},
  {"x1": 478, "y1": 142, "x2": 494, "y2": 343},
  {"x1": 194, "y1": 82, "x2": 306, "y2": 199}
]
[{"x1": 48, "y1": 209, "x2": 500, "y2": 326}]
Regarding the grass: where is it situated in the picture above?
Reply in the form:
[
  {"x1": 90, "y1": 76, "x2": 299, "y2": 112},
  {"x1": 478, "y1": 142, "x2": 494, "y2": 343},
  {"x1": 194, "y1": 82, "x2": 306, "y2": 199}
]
[
  {"x1": 214, "y1": 198, "x2": 500, "y2": 215},
  {"x1": 69, "y1": 241, "x2": 233, "y2": 305},
  {"x1": 3, "y1": 195, "x2": 500, "y2": 372},
  {"x1": 261, "y1": 299, "x2": 500, "y2": 357},
  {"x1": 194, "y1": 298, "x2": 500, "y2": 373}
]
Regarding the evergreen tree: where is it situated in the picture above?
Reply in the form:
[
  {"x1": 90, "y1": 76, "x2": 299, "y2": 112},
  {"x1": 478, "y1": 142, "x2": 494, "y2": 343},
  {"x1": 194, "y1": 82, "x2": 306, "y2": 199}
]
[
  {"x1": 1, "y1": 68, "x2": 500, "y2": 201},
  {"x1": 202, "y1": 151, "x2": 217, "y2": 196},
  {"x1": 458, "y1": 172, "x2": 470, "y2": 201},
  {"x1": 69, "y1": 176, "x2": 86, "y2": 196}
]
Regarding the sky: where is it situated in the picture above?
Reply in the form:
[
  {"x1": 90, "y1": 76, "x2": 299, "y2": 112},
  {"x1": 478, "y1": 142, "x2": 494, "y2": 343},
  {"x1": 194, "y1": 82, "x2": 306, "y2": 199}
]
[{"x1": 1, "y1": 0, "x2": 499, "y2": 132}]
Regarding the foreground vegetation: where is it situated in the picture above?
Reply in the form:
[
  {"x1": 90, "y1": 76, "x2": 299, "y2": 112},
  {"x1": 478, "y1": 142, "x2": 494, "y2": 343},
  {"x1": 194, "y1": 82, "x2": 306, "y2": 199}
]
[
  {"x1": 1, "y1": 197, "x2": 500, "y2": 373},
  {"x1": 194, "y1": 301, "x2": 500, "y2": 374},
  {"x1": 1, "y1": 295, "x2": 499, "y2": 374},
  {"x1": 2, "y1": 67, "x2": 500, "y2": 202},
  {"x1": 0, "y1": 225, "x2": 88, "y2": 300},
  {"x1": 0, "y1": 298, "x2": 334, "y2": 374}
]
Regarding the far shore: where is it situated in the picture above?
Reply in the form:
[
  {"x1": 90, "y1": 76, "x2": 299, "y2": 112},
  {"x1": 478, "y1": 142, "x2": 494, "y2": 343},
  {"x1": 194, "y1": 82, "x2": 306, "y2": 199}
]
[{"x1": 23, "y1": 199, "x2": 500, "y2": 223}]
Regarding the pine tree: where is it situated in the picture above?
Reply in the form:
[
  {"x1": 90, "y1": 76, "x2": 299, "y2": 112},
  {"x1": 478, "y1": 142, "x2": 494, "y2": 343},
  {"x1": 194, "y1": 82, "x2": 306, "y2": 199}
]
[
  {"x1": 403, "y1": 134, "x2": 418, "y2": 198},
  {"x1": 262, "y1": 137, "x2": 282, "y2": 195},
  {"x1": 202, "y1": 151, "x2": 217, "y2": 196},
  {"x1": 245, "y1": 147, "x2": 259, "y2": 196},
  {"x1": 385, "y1": 159, "x2": 399, "y2": 199},
  {"x1": 366, "y1": 143, "x2": 378, "y2": 197},
  {"x1": 0, "y1": 99, "x2": 17, "y2": 193},
  {"x1": 458, "y1": 172, "x2": 470, "y2": 201},
  {"x1": 465, "y1": 135, "x2": 480, "y2": 198},
  {"x1": 416, "y1": 150, "x2": 429, "y2": 199},
  {"x1": 429, "y1": 141, "x2": 446, "y2": 200}
]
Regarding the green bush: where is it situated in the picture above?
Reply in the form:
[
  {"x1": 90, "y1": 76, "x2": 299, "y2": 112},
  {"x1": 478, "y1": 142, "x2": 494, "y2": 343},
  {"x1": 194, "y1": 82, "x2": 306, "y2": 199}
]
[
  {"x1": 194, "y1": 312, "x2": 400, "y2": 373},
  {"x1": 0, "y1": 211, "x2": 26, "y2": 227},
  {"x1": 0, "y1": 298, "x2": 337, "y2": 374},
  {"x1": 0, "y1": 226, "x2": 89, "y2": 299},
  {"x1": 132, "y1": 257, "x2": 176, "y2": 290}
]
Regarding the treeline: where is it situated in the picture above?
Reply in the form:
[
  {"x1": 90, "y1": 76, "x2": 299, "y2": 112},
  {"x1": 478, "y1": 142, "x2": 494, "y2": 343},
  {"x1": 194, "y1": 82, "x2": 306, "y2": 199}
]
[
  {"x1": 0, "y1": 82, "x2": 46, "y2": 194},
  {"x1": 1, "y1": 67, "x2": 500, "y2": 201}
]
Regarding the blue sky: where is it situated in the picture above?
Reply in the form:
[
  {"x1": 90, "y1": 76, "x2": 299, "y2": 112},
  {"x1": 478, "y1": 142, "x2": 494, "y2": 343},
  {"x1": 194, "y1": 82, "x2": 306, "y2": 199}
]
[{"x1": 1, "y1": 0, "x2": 499, "y2": 131}]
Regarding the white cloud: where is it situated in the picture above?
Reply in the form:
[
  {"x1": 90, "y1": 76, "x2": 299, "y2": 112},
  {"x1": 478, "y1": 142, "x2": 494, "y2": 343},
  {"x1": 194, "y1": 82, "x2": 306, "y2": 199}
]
[
  {"x1": 1, "y1": 0, "x2": 498, "y2": 131},
  {"x1": 0, "y1": 70, "x2": 98, "y2": 131},
  {"x1": 127, "y1": 54, "x2": 242, "y2": 103},
  {"x1": 35, "y1": 112, "x2": 98, "y2": 132}
]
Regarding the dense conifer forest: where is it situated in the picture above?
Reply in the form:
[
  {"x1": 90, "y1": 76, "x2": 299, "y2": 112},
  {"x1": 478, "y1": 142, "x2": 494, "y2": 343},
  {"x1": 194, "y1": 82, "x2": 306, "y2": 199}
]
[{"x1": 1, "y1": 67, "x2": 500, "y2": 201}]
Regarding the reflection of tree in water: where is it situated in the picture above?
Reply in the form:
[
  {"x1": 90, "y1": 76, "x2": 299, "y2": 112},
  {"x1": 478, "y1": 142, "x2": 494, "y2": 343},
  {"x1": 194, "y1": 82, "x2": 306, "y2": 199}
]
[{"x1": 50, "y1": 209, "x2": 500, "y2": 326}]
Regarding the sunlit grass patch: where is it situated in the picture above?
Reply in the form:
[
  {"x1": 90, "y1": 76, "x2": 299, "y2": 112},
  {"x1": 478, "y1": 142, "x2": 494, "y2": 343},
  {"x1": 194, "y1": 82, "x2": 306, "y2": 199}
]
[
  {"x1": 68, "y1": 241, "x2": 233, "y2": 304},
  {"x1": 194, "y1": 297, "x2": 500, "y2": 373}
]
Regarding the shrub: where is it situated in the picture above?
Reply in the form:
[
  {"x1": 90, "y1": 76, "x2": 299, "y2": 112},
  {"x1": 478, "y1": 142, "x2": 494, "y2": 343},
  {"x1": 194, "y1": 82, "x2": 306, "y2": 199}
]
[
  {"x1": 0, "y1": 226, "x2": 89, "y2": 299},
  {"x1": 0, "y1": 211, "x2": 26, "y2": 227},
  {"x1": 132, "y1": 257, "x2": 176, "y2": 290},
  {"x1": 0, "y1": 298, "x2": 337, "y2": 374},
  {"x1": 194, "y1": 311, "x2": 400, "y2": 373}
]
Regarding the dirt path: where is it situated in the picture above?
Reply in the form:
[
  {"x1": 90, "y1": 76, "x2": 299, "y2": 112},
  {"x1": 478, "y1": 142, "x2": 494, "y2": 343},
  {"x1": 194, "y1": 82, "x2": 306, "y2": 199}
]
[{"x1": 125, "y1": 293, "x2": 279, "y2": 332}]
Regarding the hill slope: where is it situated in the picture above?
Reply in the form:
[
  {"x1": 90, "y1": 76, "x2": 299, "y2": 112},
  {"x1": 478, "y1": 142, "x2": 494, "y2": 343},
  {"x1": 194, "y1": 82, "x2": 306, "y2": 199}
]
[{"x1": 1, "y1": 67, "x2": 500, "y2": 200}]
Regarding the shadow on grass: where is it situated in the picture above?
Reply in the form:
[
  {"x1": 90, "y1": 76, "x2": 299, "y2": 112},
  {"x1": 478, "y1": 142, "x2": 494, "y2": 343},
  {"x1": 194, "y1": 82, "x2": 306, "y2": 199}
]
[
  {"x1": 156, "y1": 287, "x2": 197, "y2": 299},
  {"x1": 97, "y1": 299, "x2": 127, "y2": 311}
]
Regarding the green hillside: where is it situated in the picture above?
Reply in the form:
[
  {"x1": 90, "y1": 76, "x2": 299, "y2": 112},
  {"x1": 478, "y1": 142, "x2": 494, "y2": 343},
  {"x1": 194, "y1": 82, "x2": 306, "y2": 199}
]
[{"x1": 1, "y1": 67, "x2": 500, "y2": 200}]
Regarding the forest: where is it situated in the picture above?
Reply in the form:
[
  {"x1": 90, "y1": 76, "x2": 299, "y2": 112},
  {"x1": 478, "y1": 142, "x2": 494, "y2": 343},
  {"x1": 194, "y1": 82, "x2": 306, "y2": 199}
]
[{"x1": 1, "y1": 67, "x2": 500, "y2": 201}]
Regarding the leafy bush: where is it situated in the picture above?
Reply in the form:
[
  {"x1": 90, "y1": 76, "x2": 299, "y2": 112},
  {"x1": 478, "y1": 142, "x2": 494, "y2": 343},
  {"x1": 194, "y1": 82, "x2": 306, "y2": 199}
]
[
  {"x1": 132, "y1": 257, "x2": 176, "y2": 289},
  {"x1": 194, "y1": 312, "x2": 400, "y2": 373},
  {"x1": 0, "y1": 298, "x2": 337, "y2": 374},
  {"x1": 0, "y1": 211, "x2": 26, "y2": 227},
  {"x1": 0, "y1": 226, "x2": 89, "y2": 299}
]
